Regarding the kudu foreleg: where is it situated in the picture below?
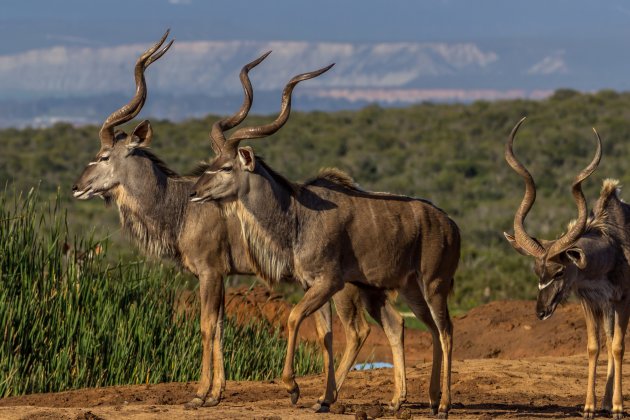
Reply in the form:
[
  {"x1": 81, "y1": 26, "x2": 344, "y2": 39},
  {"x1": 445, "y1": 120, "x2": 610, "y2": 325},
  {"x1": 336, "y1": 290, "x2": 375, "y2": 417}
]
[
  {"x1": 208, "y1": 284, "x2": 226, "y2": 405},
  {"x1": 281, "y1": 279, "x2": 342, "y2": 406},
  {"x1": 611, "y1": 301, "x2": 630, "y2": 419},
  {"x1": 185, "y1": 273, "x2": 224, "y2": 409},
  {"x1": 602, "y1": 308, "x2": 615, "y2": 413},
  {"x1": 581, "y1": 302, "x2": 601, "y2": 419}
]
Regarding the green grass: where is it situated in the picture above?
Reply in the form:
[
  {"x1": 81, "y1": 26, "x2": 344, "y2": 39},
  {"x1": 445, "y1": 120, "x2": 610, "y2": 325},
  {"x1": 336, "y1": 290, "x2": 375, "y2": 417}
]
[{"x1": 0, "y1": 188, "x2": 322, "y2": 397}]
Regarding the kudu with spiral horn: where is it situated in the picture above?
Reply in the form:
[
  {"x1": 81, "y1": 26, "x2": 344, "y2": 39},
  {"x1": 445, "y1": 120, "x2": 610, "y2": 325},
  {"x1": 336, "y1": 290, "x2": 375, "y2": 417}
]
[
  {"x1": 73, "y1": 40, "x2": 400, "y2": 411},
  {"x1": 191, "y1": 62, "x2": 460, "y2": 418},
  {"x1": 504, "y1": 118, "x2": 630, "y2": 419}
]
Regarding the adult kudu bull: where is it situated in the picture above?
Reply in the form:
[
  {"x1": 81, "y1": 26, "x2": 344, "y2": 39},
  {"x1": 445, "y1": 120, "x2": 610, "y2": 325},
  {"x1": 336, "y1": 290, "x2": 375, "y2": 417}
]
[
  {"x1": 190, "y1": 61, "x2": 461, "y2": 417},
  {"x1": 504, "y1": 118, "x2": 630, "y2": 419},
  {"x1": 71, "y1": 31, "x2": 405, "y2": 412}
]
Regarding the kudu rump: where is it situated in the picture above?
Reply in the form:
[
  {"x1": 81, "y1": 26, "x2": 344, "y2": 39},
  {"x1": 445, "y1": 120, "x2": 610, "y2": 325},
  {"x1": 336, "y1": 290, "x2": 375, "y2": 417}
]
[
  {"x1": 504, "y1": 118, "x2": 630, "y2": 419},
  {"x1": 71, "y1": 31, "x2": 406, "y2": 411},
  {"x1": 191, "y1": 60, "x2": 461, "y2": 417}
]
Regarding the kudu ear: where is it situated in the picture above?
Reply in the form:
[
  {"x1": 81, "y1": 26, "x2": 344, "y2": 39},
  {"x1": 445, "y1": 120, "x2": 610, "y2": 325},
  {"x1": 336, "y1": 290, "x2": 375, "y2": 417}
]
[
  {"x1": 127, "y1": 120, "x2": 153, "y2": 149},
  {"x1": 503, "y1": 232, "x2": 534, "y2": 257},
  {"x1": 564, "y1": 247, "x2": 587, "y2": 269},
  {"x1": 238, "y1": 146, "x2": 256, "y2": 172}
]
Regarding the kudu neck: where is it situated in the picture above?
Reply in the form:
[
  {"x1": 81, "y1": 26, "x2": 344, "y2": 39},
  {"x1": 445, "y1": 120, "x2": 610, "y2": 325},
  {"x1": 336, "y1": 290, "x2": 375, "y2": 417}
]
[
  {"x1": 238, "y1": 163, "x2": 295, "y2": 226},
  {"x1": 112, "y1": 161, "x2": 190, "y2": 259},
  {"x1": 230, "y1": 164, "x2": 296, "y2": 283}
]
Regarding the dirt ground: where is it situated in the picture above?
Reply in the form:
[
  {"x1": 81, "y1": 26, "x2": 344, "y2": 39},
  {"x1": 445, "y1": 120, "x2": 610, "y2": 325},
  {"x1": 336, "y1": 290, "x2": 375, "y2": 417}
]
[{"x1": 2, "y1": 291, "x2": 629, "y2": 419}]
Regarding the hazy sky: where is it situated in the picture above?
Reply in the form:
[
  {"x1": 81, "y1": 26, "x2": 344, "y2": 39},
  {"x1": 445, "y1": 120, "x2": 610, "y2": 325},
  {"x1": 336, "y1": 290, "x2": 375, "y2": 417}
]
[{"x1": 2, "y1": 0, "x2": 630, "y2": 54}]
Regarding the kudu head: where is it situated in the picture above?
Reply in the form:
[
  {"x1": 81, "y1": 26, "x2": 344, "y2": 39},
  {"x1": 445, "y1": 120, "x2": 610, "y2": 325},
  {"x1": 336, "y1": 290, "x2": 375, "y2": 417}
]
[
  {"x1": 72, "y1": 30, "x2": 173, "y2": 201},
  {"x1": 504, "y1": 118, "x2": 602, "y2": 320},
  {"x1": 190, "y1": 61, "x2": 334, "y2": 203}
]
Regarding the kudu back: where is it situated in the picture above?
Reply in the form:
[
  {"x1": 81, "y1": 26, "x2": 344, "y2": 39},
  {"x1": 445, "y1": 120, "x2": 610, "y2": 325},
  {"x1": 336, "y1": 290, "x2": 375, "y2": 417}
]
[
  {"x1": 191, "y1": 61, "x2": 460, "y2": 417},
  {"x1": 72, "y1": 32, "x2": 401, "y2": 411},
  {"x1": 504, "y1": 118, "x2": 630, "y2": 419}
]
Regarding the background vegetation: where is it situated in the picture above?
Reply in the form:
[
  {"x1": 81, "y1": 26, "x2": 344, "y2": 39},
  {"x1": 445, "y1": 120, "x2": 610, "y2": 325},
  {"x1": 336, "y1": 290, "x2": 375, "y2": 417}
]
[
  {"x1": 0, "y1": 190, "x2": 322, "y2": 396},
  {"x1": 2, "y1": 88, "x2": 629, "y2": 312}
]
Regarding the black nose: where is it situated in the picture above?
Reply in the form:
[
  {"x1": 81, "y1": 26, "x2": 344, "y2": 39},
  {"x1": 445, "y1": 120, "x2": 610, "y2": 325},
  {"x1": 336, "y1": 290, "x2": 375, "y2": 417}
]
[
  {"x1": 72, "y1": 185, "x2": 78, "y2": 192},
  {"x1": 190, "y1": 191, "x2": 197, "y2": 198},
  {"x1": 537, "y1": 310, "x2": 547, "y2": 320}
]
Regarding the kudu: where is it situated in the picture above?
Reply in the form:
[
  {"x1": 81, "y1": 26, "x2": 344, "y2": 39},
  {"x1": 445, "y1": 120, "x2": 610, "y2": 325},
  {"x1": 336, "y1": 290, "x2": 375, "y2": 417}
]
[
  {"x1": 71, "y1": 31, "x2": 401, "y2": 411},
  {"x1": 504, "y1": 118, "x2": 630, "y2": 419},
  {"x1": 190, "y1": 63, "x2": 461, "y2": 417}
]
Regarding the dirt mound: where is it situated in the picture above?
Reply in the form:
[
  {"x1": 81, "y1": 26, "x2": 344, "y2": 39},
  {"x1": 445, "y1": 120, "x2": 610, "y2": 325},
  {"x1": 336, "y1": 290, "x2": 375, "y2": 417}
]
[
  {"x1": 452, "y1": 300, "x2": 590, "y2": 359},
  {"x1": 224, "y1": 287, "x2": 615, "y2": 363}
]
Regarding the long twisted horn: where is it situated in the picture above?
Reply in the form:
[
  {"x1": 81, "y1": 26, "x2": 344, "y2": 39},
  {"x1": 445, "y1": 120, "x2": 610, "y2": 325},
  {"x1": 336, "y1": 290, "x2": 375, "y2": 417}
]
[
  {"x1": 99, "y1": 29, "x2": 173, "y2": 150},
  {"x1": 221, "y1": 63, "x2": 335, "y2": 156},
  {"x1": 209, "y1": 51, "x2": 271, "y2": 153},
  {"x1": 505, "y1": 117, "x2": 546, "y2": 258},
  {"x1": 547, "y1": 128, "x2": 602, "y2": 257}
]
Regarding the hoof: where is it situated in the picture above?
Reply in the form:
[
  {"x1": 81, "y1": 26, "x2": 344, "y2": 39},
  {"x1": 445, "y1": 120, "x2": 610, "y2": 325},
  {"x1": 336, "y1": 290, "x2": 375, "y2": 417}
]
[
  {"x1": 184, "y1": 397, "x2": 203, "y2": 410},
  {"x1": 582, "y1": 410, "x2": 595, "y2": 419},
  {"x1": 311, "y1": 402, "x2": 330, "y2": 413},
  {"x1": 388, "y1": 401, "x2": 402, "y2": 412},
  {"x1": 203, "y1": 397, "x2": 220, "y2": 407},
  {"x1": 430, "y1": 405, "x2": 439, "y2": 416},
  {"x1": 289, "y1": 384, "x2": 300, "y2": 405},
  {"x1": 437, "y1": 411, "x2": 449, "y2": 419},
  {"x1": 612, "y1": 411, "x2": 624, "y2": 420}
]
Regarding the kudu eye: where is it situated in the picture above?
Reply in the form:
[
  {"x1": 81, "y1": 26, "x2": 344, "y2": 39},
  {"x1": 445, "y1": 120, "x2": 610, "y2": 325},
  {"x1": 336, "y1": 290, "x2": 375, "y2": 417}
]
[
  {"x1": 220, "y1": 166, "x2": 233, "y2": 173},
  {"x1": 553, "y1": 269, "x2": 564, "y2": 279},
  {"x1": 99, "y1": 155, "x2": 110, "y2": 162}
]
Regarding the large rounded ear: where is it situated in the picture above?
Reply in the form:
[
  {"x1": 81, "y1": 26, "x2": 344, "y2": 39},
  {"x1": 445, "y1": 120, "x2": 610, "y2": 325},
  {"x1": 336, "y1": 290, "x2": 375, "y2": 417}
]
[
  {"x1": 238, "y1": 146, "x2": 256, "y2": 172},
  {"x1": 564, "y1": 247, "x2": 587, "y2": 269},
  {"x1": 504, "y1": 232, "x2": 533, "y2": 256},
  {"x1": 127, "y1": 120, "x2": 153, "y2": 149}
]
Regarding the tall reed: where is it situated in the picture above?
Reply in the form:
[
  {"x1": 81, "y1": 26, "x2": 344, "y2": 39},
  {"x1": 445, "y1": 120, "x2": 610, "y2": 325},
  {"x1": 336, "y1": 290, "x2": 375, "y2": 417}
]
[{"x1": 0, "y1": 189, "x2": 321, "y2": 397}]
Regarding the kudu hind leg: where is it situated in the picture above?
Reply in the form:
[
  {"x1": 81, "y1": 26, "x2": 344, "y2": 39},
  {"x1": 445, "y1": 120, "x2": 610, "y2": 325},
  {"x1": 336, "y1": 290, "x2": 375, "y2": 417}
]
[
  {"x1": 400, "y1": 282, "x2": 443, "y2": 414},
  {"x1": 281, "y1": 279, "x2": 343, "y2": 406},
  {"x1": 311, "y1": 301, "x2": 337, "y2": 412},
  {"x1": 330, "y1": 283, "x2": 371, "y2": 395},
  {"x1": 424, "y1": 280, "x2": 453, "y2": 419},
  {"x1": 361, "y1": 288, "x2": 407, "y2": 411}
]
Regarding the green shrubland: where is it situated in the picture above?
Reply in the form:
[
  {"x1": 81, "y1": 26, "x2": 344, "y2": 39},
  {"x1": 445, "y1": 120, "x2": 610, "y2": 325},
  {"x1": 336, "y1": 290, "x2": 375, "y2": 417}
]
[{"x1": 2, "y1": 89, "x2": 629, "y2": 311}]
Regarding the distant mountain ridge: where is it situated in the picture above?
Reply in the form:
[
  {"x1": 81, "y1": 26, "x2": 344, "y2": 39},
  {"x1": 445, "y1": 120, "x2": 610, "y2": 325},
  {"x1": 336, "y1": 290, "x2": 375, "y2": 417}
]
[
  {"x1": 0, "y1": 38, "x2": 590, "y2": 127},
  {"x1": 0, "y1": 40, "x2": 499, "y2": 95}
]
